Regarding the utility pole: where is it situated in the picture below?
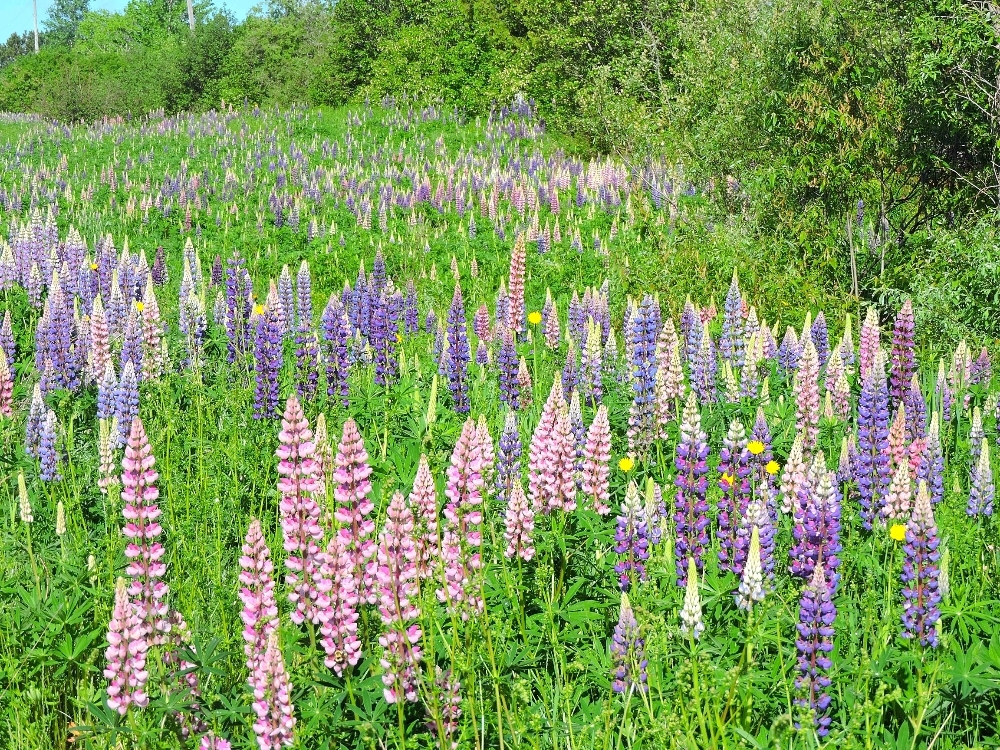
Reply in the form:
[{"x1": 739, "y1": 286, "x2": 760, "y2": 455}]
[
  {"x1": 187, "y1": 0, "x2": 195, "y2": 32},
  {"x1": 33, "y1": 0, "x2": 39, "y2": 52}
]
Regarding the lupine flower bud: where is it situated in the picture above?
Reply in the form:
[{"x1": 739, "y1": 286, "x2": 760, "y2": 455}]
[
  {"x1": 611, "y1": 593, "x2": 648, "y2": 694},
  {"x1": 615, "y1": 481, "x2": 649, "y2": 591},
  {"x1": 679, "y1": 557, "x2": 704, "y2": 640},
  {"x1": 250, "y1": 631, "x2": 296, "y2": 748},
  {"x1": 901, "y1": 481, "x2": 942, "y2": 648},
  {"x1": 795, "y1": 566, "x2": 835, "y2": 736},
  {"x1": 968, "y1": 438, "x2": 994, "y2": 517},
  {"x1": 736, "y1": 526, "x2": 765, "y2": 610}
]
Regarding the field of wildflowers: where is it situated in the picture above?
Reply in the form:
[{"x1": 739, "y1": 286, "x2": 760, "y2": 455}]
[{"x1": 1, "y1": 98, "x2": 1000, "y2": 750}]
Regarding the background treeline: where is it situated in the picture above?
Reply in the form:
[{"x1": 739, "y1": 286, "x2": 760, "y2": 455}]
[{"x1": 4, "y1": 0, "x2": 1000, "y2": 339}]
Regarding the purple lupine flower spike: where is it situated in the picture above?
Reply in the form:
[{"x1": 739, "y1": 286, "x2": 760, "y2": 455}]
[
  {"x1": 968, "y1": 439, "x2": 994, "y2": 517},
  {"x1": 795, "y1": 565, "x2": 835, "y2": 736},
  {"x1": 901, "y1": 481, "x2": 942, "y2": 648},
  {"x1": 611, "y1": 593, "x2": 648, "y2": 694},
  {"x1": 615, "y1": 481, "x2": 649, "y2": 591},
  {"x1": 856, "y1": 357, "x2": 891, "y2": 530},
  {"x1": 254, "y1": 294, "x2": 283, "y2": 420},
  {"x1": 890, "y1": 299, "x2": 916, "y2": 408},
  {"x1": 446, "y1": 283, "x2": 471, "y2": 413},
  {"x1": 496, "y1": 410, "x2": 522, "y2": 505},
  {"x1": 674, "y1": 391, "x2": 710, "y2": 586}
]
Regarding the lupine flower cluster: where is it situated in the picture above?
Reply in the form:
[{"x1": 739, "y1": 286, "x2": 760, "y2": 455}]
[{"x1": 674, "y1": 392, "x2": 710, "y2": 586}]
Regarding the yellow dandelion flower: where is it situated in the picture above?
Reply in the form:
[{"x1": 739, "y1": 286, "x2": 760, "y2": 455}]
[
  {"x1": 765, "y1": 460, "x2": 780, "y2": 475},
  {"x1": 721, "y1": 472, "x2": 735, "y2": 487},
  {"x1": 890, "y1": 524, "x2": 906, "y2": 542},
  {"x1": 528, "y1": 311, "x2": 542, "y2": 325},
  {"x1": 618, "y1": 457, "x2": 635, "y2": 473},
  {"x1": 396, "y1": 333, "x2": 403, "y2": 343},
  {"x1": 135, "y1": 302, "x2": 144, "y2": 312},
  {"x1": 253, "y1": 304, "x2": 265, "y2": 315},
  {"x1": 89, "y1": 263, "x2": 98, "y2": 271},
  {"x1": 747, "y1": 440, "x2": 765, "y2": 456}
]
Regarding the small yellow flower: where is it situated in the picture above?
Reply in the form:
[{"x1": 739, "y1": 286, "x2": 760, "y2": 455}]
[
  {"x1": 135, "y1": 302, "x2": 144, "y2": 312},
  {"x1": 765, "y1": 460, "x2": 780, "y2": 475},
  {"x1": 253, "y1": 303, "x2": 265, "y2": 315},
  {"x1": 396, "y1": 333, "x2": 403, "y2": 343},
  {"x1": 89, "y1": 263, "x2": 98, "y2": 271},
  {"x1": 890, "y1": 524, "x2": 906, "y2": 542},
  {"x1": 720, "y1": 472, "x2": 735, "y2": 487},
  {"x1": 747, "y1": 440, "x2": 765, "y2": 456},
  {"x1": 618, "y1": 457, "x2": 635, "y2": 473},
  {"x1": 528, "y1": 311, "x2": 542, "y2": 326}
]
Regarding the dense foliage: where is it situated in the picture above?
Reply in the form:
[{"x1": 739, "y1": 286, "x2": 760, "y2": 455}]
[{"x1": 2, "y1": 100, "x2": 1000, "y2": 750}]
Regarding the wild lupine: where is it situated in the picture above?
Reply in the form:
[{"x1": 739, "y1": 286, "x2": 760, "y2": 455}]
[
  {"x1": 655, "y1": 318, "x2": 683, "y2": 427},
  {"x1": 811, "y1": 311, "x2": 830, "y2": 368},
  {"x1": 254, "y1": 297, "x2": 283, "y2": 420},
  {"x1": 968, "y1": 439, "x2": 994, "y2": 517},
  {"x1": 795, "y1": 566, "x2": 835, "y2": 736},
  {"x1": 935, "y1": 359, "x2": 953, "y2": 423},
  {"x1": 105, "y1": 577, "x2": 150, "y2": 715},
  {"x1": 224, "y1": 252, "x2": 253, "y2": 362},
  {"x1": 121, "y1": 308, "x2": 144, "y2": 382},
  {"x1": 611, "y1": 593, "x2": 648, "y2": 694},
  {"x1": 790, "y1": 456, "x2": 842, "y2": 592},
  {"x1": 717, "y1": 419, "x2": 751, "y2": 573},
  {"x1": 679, "y1": 558, "x2": 704, "y2": 640},
  {"x1": 674, "y1": 392, "x2": 710, "y2": 586},
  {"x1": 681, "y1": 297, "x2": 699, "y2": 362},
  {"x1": 691, "y1": 321, "x2": 717, "y2": 404},
  {"x1": 858, "y1": 307, "x2": 880, "y2": 381},
  {"x1": 901, "y1": 481, "x2": 942, "y2": 648},
  {"x1": 90, "y1": 296, "x2": 111, "y2": 383},
  {"x1": 542, "y1": 289, "x2": 559, "y2": 348},
  {"x1": 407, "y1": 455, "x2": 440, "y2": 582},
  {"x1": 438, "y1": 419, "x2": 486, "y2": 619},
  {"x1": 239, "y1": 519, "x2": 279, "y2": 678},
  {"x1": 888, "y1": 404, "x2": 908, "y2": 470},
  {"x1": 498, "y1": 327, "x2": 520, "y2": 410},
  {"x1": 276, "y1": 396, "x2": 331, "y2": 625},
  {"x1": 321, "y1": 293, "x2": 351, "y2": 408},
  {"x1": 250, "y1": 631, "x2": 296, "y2": 749},
  {"x1": 615, "y1": 481, "x2": 649, "y2": 591},
  {"x1": 736, "y1": 526, "x2": 766, "y2": 610},
  {"x1": 884, "y1": 460, "x2": 913, "y2": 521},
  {"x1": 794, "y1": 338, "x2": 821, "y2": 451},
  {"x1": 508, "y1": 232, "x2": 526, "y2": 332},
  {"x1": 777, "y1": 326, "x2": 801, "y2": 378},
  {"x1": 321, "y1": 531, "x2": 362, "y2": 676},
  {"x1": 278, "y1": 265, "x2": 295, "y2": 334},
  {"x1": 427, "y1": 668, "x2": 462, "y2": 750},
  {"x1": 496, "y1": 410, "x2": 522, "y2": 506},
  {"x1": 627, "y1": 294, "x2": 660, "y2": 457},
  {"x1": 114, "y1": 361, "x2": 140, "y2": 448},
  {"x1": 580, "y1": 318, "x2": 604, "y2": 406},
  {"x1": 446, "y1": 283, "x2": 471, "y2": 413},
  {"x1": 376, "y1": 491, "x2": 423, "y2": 704},
  {"x1": 332, "y1": 418, "x2": 376, "y2": 603},
  {"x1": 969, "y1": 407, "x2": 985, "y2": 471},
  {"x1": 720, "y1": 271, "x2": 745, "y2": 365},
  {"x1": 504, "y1": 479, "x2": 535, "y2": 561},
  {"x1": 403, "y1": 280, "x2": 419, "y2": 334},
  {"x1": 561, "y1": 343, "x2": 579, "y2": 396},
  {"x1": 581, "y1": 404, "x2": 612, "y2": 515},
  {"x1": 779, "y1": 433, "x2": 808, "y2": 515},
  {"x1": 890, "y1": 299, "x2": 916, "y2": 408},
  {"x1": 918, "y1": 412, "x2": 944, "y2": 505},
  {"x1": 200, "y1": 734, "x2": 231, "y2": 750},
  {"x1": 141, "y1": 279, "x2": 167, "y2": 379},
  {"x1": 294, "y1": 300, "x2": 321, "y2": 402},
  {"x1": 0, "y1": 309, "x2": 14, "y2": 367},
  {"x1": 856, "y1": 359, "x2": 892, "y2": 529},
  {"x1": 39, "y1": 409, "x2": 61, "y2": 481},
  {"x1": 517, "y1": 356, "x2": 532, "y2": 405},
  {"x1": 121, "y1": 416, "x2": 170, "y2": 643}
]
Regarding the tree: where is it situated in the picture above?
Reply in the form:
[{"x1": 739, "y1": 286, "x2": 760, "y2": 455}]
[{"x1": 42, "y1": 0, "x2": 91, "y2": 47}]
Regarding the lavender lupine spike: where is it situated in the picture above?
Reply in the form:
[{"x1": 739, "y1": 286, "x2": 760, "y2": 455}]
[
  {"x1": 438, "y1": 419, "x2": 486, "y2": 620},
  {"x1": 905, "y1": 373, "x2": 927, "y2": 442},
  {"x1": 627, "y1": 294, "x2": 659, "y2": 457},
  {"x1": 321, "y1": 293, "x2": 351, "y2": 408},
  {"x1": 276, "y1": 396, "x2": 331, "y2": 625},
  {"x1": 25, "y1": 382, "x2": 45, "y2": 457},
  {"x1": 901, "y1": 481, "x2": 942, "y2": 648},
  {"x1": 811, "y1": 311, "x2": 830, "y2": 368},
  {"x1": 581, "y1": 405, "x2": 612, "y2": 515},
  {"x1": 691, "y1": 321, "x2": 717, "y2": 404},
  {"x1": 611, "y1": 593, "x2": 648, "y2": 694},
  {"x1": 856, "y1": 359, "x2": 892, "y2": 530},
  {"x1": 580, "y1": 318, "x2": 604, "y2": 406},
  {"x1": 446, "y1": 283, "x2": 471, "y2": 413},
  {"x1": 969, "y1": 407, "x2": 985, "y2": 471},
  {"x1": 278, "y1": 265, "x2": 295, "y2": 334},
  {"x1": 239, "y1": 519, "x2": 279, "y2": 679},
  {"x1": 674, "y1": 392, "x2": 710, "y2": 586},
  {"x1": 794, "y1": 338, "x2": 821, "y2": 451},
  {"x1": 777, "y1": 326, "x2": 801, "y2": 378},
  {"x1": 720, "y1": 271, "x2": 744, "y2": 365},
  {"x1": 333, "y1": 418, "x2": 377, "y2": 603},
  {"x1": 0, "y1": 309, "x2": 15, "y2": 367},
  {"x1": 971, "y1": 346, "x2": 992, "y2": 385},
  {"x1": 790, "y1": 456, "x2": 843, "y2": 592},
  {"x1": 890, "y1": 299, "x2": 916, "y2": 408},
  {"x1": 968, "y1": 439, "x2": 994, "y2": 517},
  {"x1": 254, "y1": 296, "x2": 283, "y2": 420},
  {"x1": 121, "y1": 416, "x2": 170, "y2": 643},
  {"x1": 293, "y1": 306, "x2": 321, "y2": 403},
  {"x1": 615, "y1": 481, "x2": 649, "y2": 591},
  {"x1": 251, "y1": 631, "x2": 296, "y2": 749},
  {"x1": 795, "y1": 565, "x2": 835, "y2": 736},
  {"x1": 38, "y1": 409, "x2": 61, "y2": 481},
  {"x1": 224, "y1": 252, "x2": 253, "y2": 362},
  {"x1": 717, "y1": 419, "x2": 750, "y2": 573},
  {"x1": 504, "y1": 480, "x2": 535, "y2": 561},
  {"x1": 105, "y1": 577, "x2": 150, "y2": 715},
  {"x1": 496, "y1": 410, "x2": 522, "y2": 506},
  {"x1": 497, "y1": 327, "x2": 520, "y2": 410},
  {"x1": 376, "y1": 491, "x2": 423, "y2": 704}
]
